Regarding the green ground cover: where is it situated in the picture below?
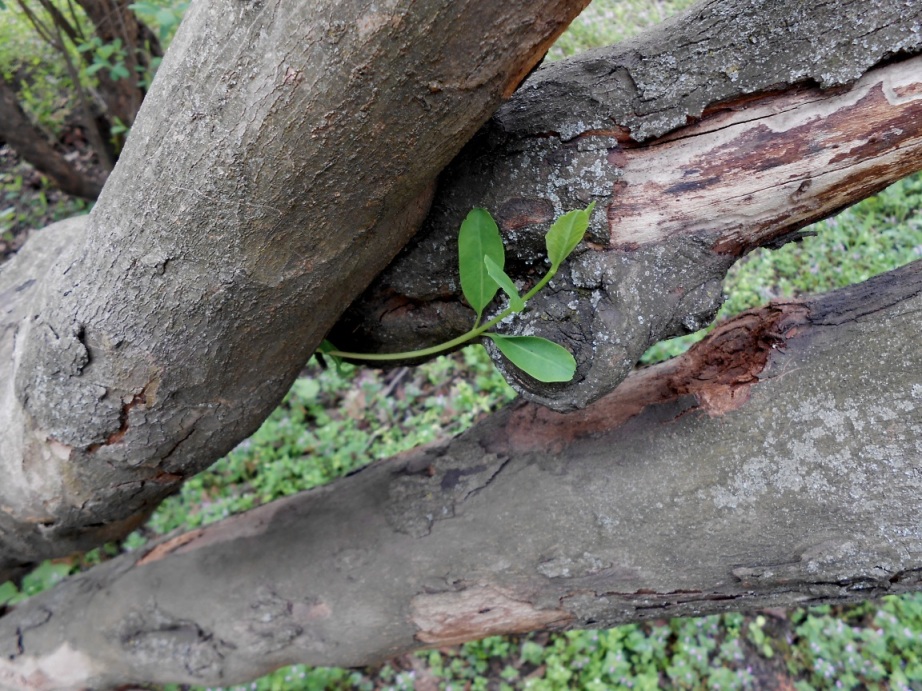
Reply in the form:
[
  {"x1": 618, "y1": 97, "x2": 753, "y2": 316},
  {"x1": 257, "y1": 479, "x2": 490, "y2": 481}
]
[{"x1": 2, "y1": 0, "x2": 922, "y2": 688}]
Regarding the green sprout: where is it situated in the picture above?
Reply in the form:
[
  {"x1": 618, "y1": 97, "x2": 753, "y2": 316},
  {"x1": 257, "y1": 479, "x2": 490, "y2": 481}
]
[{"x1": 320, "y1": 202, "x2": 595, "y2": 382}]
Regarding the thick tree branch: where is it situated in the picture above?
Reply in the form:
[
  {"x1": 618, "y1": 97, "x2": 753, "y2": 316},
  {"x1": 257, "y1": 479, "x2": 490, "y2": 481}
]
[
  {"x1": 3, "y1": 261, "x2": 921, "y2": 689},
  {"x1": 333, "y1": 0, "x2": 922, "y2": 409}
]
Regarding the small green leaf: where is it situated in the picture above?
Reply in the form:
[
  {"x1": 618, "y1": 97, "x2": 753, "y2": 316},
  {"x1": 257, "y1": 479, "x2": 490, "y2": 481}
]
[
  {"x1": 486, "y1": 334, "x2": 576, "y2": 382},
  {"x1": 458, "y1": 208, "x2": 504, "y2": 320},
  {"x1": 0, "y1": 580, "x2": 20, "y2": 607},
  {"x1": 110, "y1": 64, "x2": 131, "y2": 80},
  {"x1": 545, "y1": 201, "x2": 596, "y2": 268},
  {"x1": 483, "y1": 255, "x2": 524, "y2": 312}
]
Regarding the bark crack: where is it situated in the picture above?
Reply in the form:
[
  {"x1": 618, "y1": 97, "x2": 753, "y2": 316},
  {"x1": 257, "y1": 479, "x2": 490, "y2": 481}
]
[{"x1": 384, "y1": 442, "x2": 511, "y2": 537}]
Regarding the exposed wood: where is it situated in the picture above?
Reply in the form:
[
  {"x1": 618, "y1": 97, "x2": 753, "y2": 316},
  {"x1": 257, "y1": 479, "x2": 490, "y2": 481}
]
[
  {"x1": 609, "y1": 59, "x2": 922, "y2": 253},
  {"x1": 3, "y1": 261, "x2": 921, "y2": 688},
  {"x1": 333, "y1": 50, "x2": 922, "y2": 410}
]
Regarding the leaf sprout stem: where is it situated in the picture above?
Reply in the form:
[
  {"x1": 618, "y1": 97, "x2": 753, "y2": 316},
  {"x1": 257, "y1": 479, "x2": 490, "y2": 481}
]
[{"x1": 325, "y1": 267, "x2": 559, "y2": 362}]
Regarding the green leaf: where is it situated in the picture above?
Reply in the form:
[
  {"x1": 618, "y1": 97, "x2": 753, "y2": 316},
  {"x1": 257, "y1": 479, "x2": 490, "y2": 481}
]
[
  {"x1": 486, "y1": 334, "x2": 576, "y2": 382},
  {"x1": 0, "y1": 580, "x2": 20, "y2": 607},
  {"x1": 483, "y1": 255, "x2": 524, "y2": 312},
  {"x1": 545, "y1": 201, "x2": 596, "y2": 268},
  {"x1": 458, "y1": 208, "x2": 504, "y2": 320}
]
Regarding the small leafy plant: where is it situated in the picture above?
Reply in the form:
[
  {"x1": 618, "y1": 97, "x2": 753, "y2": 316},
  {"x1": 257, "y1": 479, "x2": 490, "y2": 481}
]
[
  {"x1": 77, "y1": 37, "x2": 131, "y2": 81},
  {"x1": 321, "y1": 202, "x2": 595, "y2": 382}
]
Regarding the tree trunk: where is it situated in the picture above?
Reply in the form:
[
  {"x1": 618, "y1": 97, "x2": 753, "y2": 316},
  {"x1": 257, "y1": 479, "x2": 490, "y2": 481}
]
[
  {"x1": 0, "y1": 75, "x2": 103, "y2": 200},
  {"x1": 2, "y1": 261, "x2": 921, "y2": 689},
  {"x1": 0, "y1": 0, "x2": 589, "y2": 578}
]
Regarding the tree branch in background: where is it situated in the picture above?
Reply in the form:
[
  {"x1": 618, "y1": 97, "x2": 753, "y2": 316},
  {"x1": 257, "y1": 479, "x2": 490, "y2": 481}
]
[
  {"x1": 0, "y1": 74, "x2": 103, "y2": 199},
  {"x1": 13, "y1": 0, "x2": 115, "y2": 171},
  {"x1": 74, "y1": 0, "x2": 163, "y2": 126}
]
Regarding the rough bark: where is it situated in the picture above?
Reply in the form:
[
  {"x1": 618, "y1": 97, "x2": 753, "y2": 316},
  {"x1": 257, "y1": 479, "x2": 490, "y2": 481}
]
[
  {"x1": 0, "y1": 75, "x2": 104, "y2": 200},
  {"x1": 0, "y1": 0, "x2": 590, "y2": 578},
  {"x1": 1, "y1": 1, "x2": 921, "y2": 685},
  {"x1": 332, "y1": 0, "x2": 922, "y2": 410},
  {"x1": 3, "y1": 261, "x2": 921, "y2": 689}
]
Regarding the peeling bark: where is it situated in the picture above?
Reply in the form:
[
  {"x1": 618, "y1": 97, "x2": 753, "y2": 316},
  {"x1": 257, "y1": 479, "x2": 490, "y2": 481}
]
[
  {"x1": 333, "y1": 9, "x2": 922, "y2": 410},
  {"x1": 412, "y1": 586, "x2": 571, "y2": 647},
  {"x1": 2, "y1": 262, "x2": 921, "y2": 688}
]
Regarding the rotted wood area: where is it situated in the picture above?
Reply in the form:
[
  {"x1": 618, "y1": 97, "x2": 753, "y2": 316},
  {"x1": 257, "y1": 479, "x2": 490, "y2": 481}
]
[{"x1": 2, "y1": 262, "x2": 921, "y2": 689}]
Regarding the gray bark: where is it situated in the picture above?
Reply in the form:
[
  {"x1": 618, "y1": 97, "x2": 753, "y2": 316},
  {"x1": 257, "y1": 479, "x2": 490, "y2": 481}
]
[
  {"x1": 2, "y1": 262, "x2": 921, "y2": 689},
  {"x1": 0, "y1": 0, "x2": 589, "y2": 578}
]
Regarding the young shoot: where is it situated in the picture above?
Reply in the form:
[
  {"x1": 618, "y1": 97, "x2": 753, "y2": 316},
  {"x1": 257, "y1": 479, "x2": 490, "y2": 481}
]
[{"x1": 319, "y1": 202, "x2": 596, "y2": 382}]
